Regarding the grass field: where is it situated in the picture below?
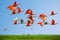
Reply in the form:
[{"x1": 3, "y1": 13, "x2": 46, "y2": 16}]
[{"x1": 0, "y1": 34, "x2": 60, "y2": 40}]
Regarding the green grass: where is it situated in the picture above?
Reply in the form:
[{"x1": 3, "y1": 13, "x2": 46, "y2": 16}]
[{"x1": 0, "y1": 34, "x2": 60, "y2": 40}]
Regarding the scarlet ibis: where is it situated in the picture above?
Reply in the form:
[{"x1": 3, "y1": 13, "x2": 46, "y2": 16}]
[
  {"x1": 13, "y1": 17, "x2": 18, "y2": 25},
  {"x1": 26, "y1": 20, "x2": 31, "y2": 26},
  {"x1": 51, "y1": 19, "x2": 55, "y2": 25},
  {"x1": 38, "y1": 22, "x2": 43, "y2": 26},
  {"x1": 50, "y1": 11, "x2": 57, "y2": 16},
  {"x1": 25, "y1": 9, "x2": 33, "y2": 15}
]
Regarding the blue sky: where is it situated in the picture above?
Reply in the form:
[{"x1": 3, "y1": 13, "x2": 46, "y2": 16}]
[{"x1": 0, "y1": 0, "x2": 60, "y2": 35}]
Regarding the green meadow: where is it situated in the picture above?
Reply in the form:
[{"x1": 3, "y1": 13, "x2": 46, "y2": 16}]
[{"x1": 0, "y1": 34, "x2": 60, "y2": 40}]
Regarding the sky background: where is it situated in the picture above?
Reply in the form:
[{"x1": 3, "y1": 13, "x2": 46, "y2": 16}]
[{"x1": 0, "y1": 0, "x2": 60, "y2": 35}]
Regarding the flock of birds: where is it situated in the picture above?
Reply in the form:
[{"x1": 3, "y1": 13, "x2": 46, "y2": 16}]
[{"x1": 4, "y1": 1, "x2": 58, "y2": 31}]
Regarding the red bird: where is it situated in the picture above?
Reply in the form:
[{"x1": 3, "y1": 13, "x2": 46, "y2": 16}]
[
  {"x1": 41, "y1": 17, "x2": 46, "y2": 22},
  {"x1": 13, "y1": 17, "x2": 18, "y2": 25},
  {"x1": 17, "y1": 7, "x2": 21, "y2": 13},
  {"x1": 25, "y1": 9, "x2": 33, "y2": 15},
  {"x1": 14, "y1": 20, "x2": 17, "y2": 25},
  {"x1": 28, "y1": 15, "x2": 34, "y2": 23},
  {"x1": 17, "y1": 7, "x2": 24, "y2": 13},
  {"x1": 51, "y1": 19, "x2": 55, "y2": 25},
  {"x1": 8, "y1": 1, "x2": 21, "y2": 15},
  {"x1": 50, "y1": 11, "x2": 55, "y2": 16},
  {"x1": 26, "y1": 9, "x2": 35, "y2": 19},
  {"x1": 12, "y1": 9, "x2": 16, "y2": 15},
  {"x1": 26, "y1": 20, "x2": 31, "y2": 26},
  {"x1": 39, "y1": 13, "x2": 46, "y2": 22},
  {"x1": 28, "y1": 18, "x2": 34, "y2": 24},
  {"x1": 38, "y1": 22, "x2": 43, "y2": 26},
  {"x1": 26, "y1": 16, "x2": 34, "y2": 26},
  {"x1": 8, "y1": 5, "x2": 16, "y2": 15},
  {"x1": 8, "y1": 5, "x2": 16, "y2": 10}
]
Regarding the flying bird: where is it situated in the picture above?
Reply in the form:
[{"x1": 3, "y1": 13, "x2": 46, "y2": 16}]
[
  {"x1": 25, "y1": 9, "x2": 35, "y2": 16},
  {"x1": 26, "y1": 9, "x2": 33, "y2": 15},
  {"x1": 13, "y1": 17, "x2": 18, "y2": 25},
  {"x1": 17, "y1": 7, "x2": 24, "y2": 13},
  {"x1": 39, "y1": 13, "x2": 46, "y2": 22},
  {"x1": 50, "y1": 10, "x2": 57, "y2": 16},
  {"x1": 26, "y1": 16, "x2": 34, "y2": 27},
  {"x1": 8, "y1": 4, "x2": 16, "y2": 15},
  {"x1": 26, "y1": 20, "x2": 31, "y2": 26},
  {"x1": 38, "y1": 22, "x2": 43, "y2": 26},
  {"x1": 41, "y1": 17, "x2": 46, "y2": 22},
  {"x1": 50, "y1": 19, "x2": 55, "y2": 25},
  {"x1": 8, "y1": 1, "x2": 23, "y2": 15}
]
